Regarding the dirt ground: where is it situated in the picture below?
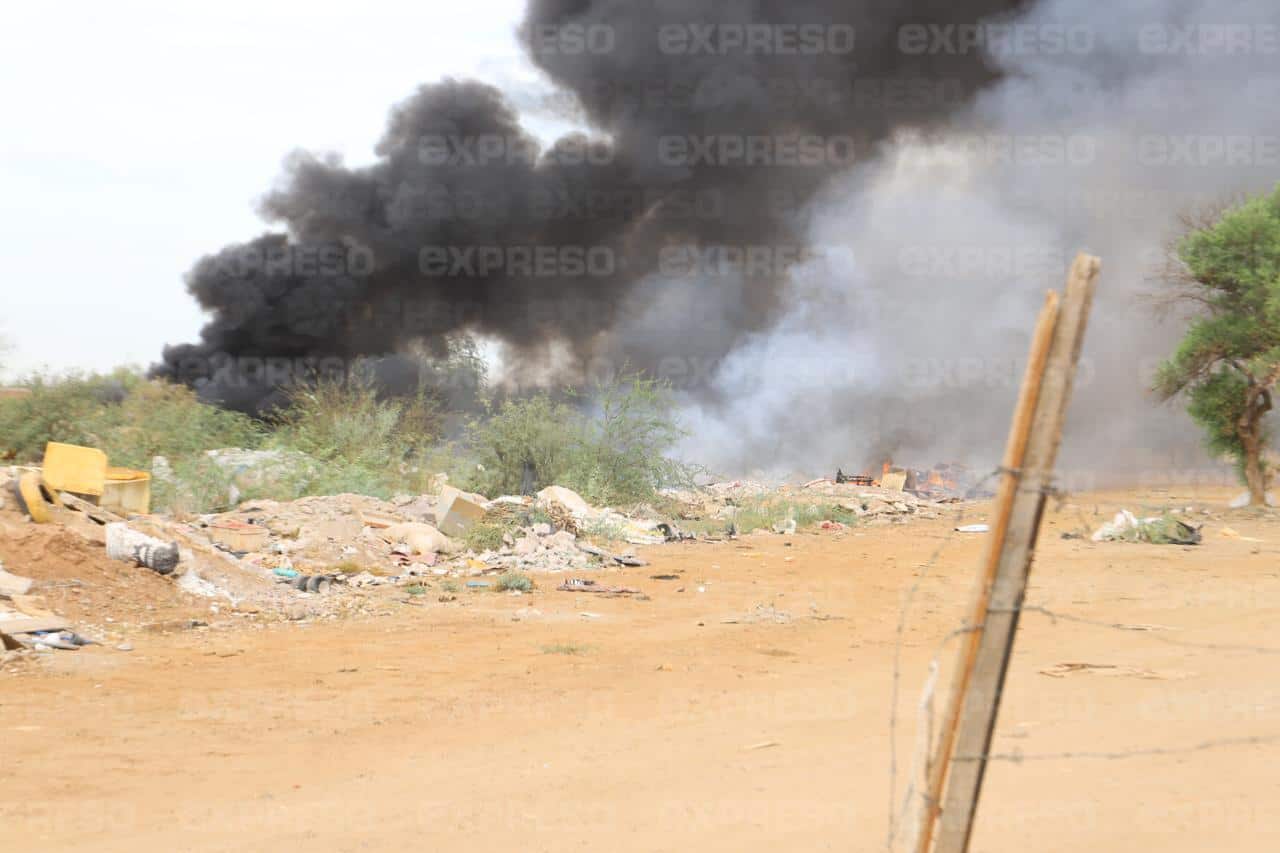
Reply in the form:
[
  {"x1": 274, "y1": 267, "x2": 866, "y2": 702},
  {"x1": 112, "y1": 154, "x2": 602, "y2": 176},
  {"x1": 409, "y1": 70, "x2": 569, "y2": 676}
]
[{"x1": 3, "y1": 485, "x2": 1279, "y2": 852}]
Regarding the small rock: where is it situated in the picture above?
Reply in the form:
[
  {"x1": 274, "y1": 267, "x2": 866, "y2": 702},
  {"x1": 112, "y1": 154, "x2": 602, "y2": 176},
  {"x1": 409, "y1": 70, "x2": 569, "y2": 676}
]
[
  {"x1": 547, "y1": 530, "x2": 577, "y2": 550},
  {"x1": 116, "y1": 642, "x2": 134, "y2": 652}
]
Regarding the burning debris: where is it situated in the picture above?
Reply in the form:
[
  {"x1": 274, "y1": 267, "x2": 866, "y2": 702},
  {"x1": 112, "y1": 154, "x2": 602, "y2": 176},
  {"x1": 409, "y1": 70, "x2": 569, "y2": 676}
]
[{"x1": 832, "y1": 460, "x2": 989, "y2": 501}]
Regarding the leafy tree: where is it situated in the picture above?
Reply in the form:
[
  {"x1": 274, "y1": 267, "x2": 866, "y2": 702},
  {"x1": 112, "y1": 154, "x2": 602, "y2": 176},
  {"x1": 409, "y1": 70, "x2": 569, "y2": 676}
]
[{"x1": 1154, "y1": 186, "x2": 1280, "y2": 505}]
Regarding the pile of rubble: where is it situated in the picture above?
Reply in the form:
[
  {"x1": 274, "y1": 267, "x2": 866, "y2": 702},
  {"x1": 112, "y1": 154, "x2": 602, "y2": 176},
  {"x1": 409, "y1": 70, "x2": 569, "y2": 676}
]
[
  {"x1": 3, "y1": 444, "x2": 971, "y2": 654},
  {"x1": 663, "y1": 477, "x2": 950, "y2": 527},
  {"x1": 190, "y1": 483, "x2": 660, "y2": 583}
]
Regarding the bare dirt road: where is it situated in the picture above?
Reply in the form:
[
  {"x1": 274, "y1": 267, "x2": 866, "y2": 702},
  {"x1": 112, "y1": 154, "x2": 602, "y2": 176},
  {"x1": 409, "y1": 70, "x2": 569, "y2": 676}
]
[{"x1": 4, "y1": 486, "x2": 1279, "y2": 852}]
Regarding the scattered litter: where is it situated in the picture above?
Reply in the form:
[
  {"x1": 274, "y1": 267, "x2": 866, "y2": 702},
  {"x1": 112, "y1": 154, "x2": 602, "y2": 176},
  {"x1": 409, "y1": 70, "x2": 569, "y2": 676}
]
[
  {"x1": 1218, "y1": 527, "x2": 1264, "y2": 543},
  {"x1": 657, "y1": 522, "x2": 695, "y2": 541},
  {"x1": 745, "y1": 741, "x2": 779, "y2": 751},
  {"x1": 556, "y1": 579, "x2": 640, "y2": 595},
  {"x1": 206, "y1": 519, "x2": 269, "y2": 553},
  {"x1": 721, "y1": 604, "x2": 792, "y2": 625},
  {"x1": 0, "y1": 565, "x2": 34, "y2": 596},
  {"x1": 380, "y1": 522, "x2": 460, "y2": 556},
  {"x1": 1038, "y1": 662, "x2": 1192, "y2": 680},
  {"x1": 1229, "y1": 491, "x2": 1277, "y2": 508},
  {"x1": 289, "y1": 575, "x2": 334, "y2": 594},
  {"x1": 536, "y1": 485, "x2": 665, "y2": 544},
  {"x1": 14, "y1": 629, "x2": 96, "y2": 651},
  {"x1": 178, "y1": 571, "x2": 227, "y2": 599},
  {"x1": 955, "y1": 524, "x2": 990, "y2": 533},
  {"x1": 105, "y1": 523, "x2": 180, "y2": 574},
  {"x1": 15, "y1": 470, "x2": 52, "y2": 523},
  {"x1": 41, "y1": 441, "x2": 108, "y2": 496},
  {"x1": 1090, "y1": 510, "x2": 1201, "y2": 545}
]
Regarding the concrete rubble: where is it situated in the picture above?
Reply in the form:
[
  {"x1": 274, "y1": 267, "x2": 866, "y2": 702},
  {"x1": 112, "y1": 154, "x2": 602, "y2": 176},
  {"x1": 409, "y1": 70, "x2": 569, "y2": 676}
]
[{"x1": 1, "y1": 463, "x2": 970, "y2": 649}]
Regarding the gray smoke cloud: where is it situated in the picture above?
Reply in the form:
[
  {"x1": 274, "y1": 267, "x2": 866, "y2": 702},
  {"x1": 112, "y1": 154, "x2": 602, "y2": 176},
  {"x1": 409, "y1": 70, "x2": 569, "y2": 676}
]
[
  {"x1": 675, "y1": 0, "x2": 1280, "y2": 484},
  {"x1": 154, "y1": 0, "x2": 1277, "y2": 484}
]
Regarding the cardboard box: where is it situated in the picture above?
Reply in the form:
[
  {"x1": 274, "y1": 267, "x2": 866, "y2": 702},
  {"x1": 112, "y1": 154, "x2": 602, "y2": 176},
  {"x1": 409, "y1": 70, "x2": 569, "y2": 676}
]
[{"x1": 208, "y1": 519, "x2": 269, "y2": 552}]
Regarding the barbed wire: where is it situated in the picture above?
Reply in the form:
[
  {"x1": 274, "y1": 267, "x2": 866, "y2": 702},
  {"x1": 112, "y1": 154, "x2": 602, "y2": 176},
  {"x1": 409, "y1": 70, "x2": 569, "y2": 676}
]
[
  {"x1": 1009, "y1": 604, "x2": 1280, "y2": 655},
  {"x1": 885, "y1": 469, "x2": 1279, "y2": 851},
  {"x1": 955, "y1": 733, "x2": 1280, "y2": 764}
]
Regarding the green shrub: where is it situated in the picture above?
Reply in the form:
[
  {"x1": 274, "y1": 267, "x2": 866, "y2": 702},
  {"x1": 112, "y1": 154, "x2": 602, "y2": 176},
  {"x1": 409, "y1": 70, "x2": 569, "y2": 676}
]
[
  {"x1": 0, "y1": 371, "x2": 261, "y2": 467},
  {"x1": 463, "y1": 521, "x2": 507, "y2": 552},
  {"x1": 0, "y1": 362, "x2": 692, "y2": 519},
  {"x1": 465, "y1": 395, "x2": 581, "y2": 497},
  {"x1": 462, "y1": 372, "x2": 692, "y2": 505},
  {"x1": 728, "y1": 499, "x2": 856, "y2": 533},
  {"x1": 562, "y1": 372, "x2": 693, "y2": 505},
  {"x1": 0, "y1": 372, "x2": 264, "y2": 514},
  {"x1": 101, "y1": 380, "x2": 263, "y2": 470},
  {"x1": 541, "y1": 643, "x2": 589, "y2": 655},
  {"x1": 264, "y1": 373, "x2": 442, "y2": 499},
  {"x1": 0, "y1": 370, "x2": 139, "y2": 461},
  {"x1": 494, "y1": 571, "x2": 533, "y2": 592},
  {"x1": 150, "y1": 454, "x2": 240, "y2": 516}
]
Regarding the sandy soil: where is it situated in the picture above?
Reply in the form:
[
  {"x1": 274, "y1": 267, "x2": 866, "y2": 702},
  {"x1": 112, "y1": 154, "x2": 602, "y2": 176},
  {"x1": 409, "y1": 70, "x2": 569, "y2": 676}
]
[{"x1": 3, "y1": 485, "x2": 1279, "y2": 852}]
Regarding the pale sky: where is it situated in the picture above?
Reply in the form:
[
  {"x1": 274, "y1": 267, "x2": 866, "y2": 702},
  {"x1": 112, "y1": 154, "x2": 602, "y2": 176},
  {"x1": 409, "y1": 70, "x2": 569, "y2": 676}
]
[{"x1": 0, "y1": 0, "x2": 555, "y2": 380}]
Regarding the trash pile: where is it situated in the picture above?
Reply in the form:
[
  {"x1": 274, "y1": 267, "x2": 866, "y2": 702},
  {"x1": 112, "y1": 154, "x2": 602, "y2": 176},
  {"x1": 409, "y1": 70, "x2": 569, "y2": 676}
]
[
  {"x1": 689, "y1": 477, "x2": 950, "y2": 527},
  {"x1": 3, "y1": 439, "x2": 974, "y2": 655},
  {"x1": 199, "y1": 484, "x2": 658, "y2": 586}
]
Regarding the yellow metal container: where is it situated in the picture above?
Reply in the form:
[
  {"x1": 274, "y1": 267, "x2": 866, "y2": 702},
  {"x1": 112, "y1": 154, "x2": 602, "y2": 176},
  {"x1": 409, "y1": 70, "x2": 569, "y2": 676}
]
[
  {"x1": 101, "y1": 467, "x2": 151, "y2": 515},
  {"x1": 17, "y1": 471, "x2": 51, "y2": 523},
  {"x1": 41, "y1": 442, "x2": 108, "y2": 496}
]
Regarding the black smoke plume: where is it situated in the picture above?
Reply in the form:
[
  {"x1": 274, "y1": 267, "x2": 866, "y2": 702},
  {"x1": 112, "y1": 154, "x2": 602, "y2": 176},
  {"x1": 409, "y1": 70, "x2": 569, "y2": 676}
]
[{"x1": 156, "y1": 0, "x2": 1026, "y2": 411}]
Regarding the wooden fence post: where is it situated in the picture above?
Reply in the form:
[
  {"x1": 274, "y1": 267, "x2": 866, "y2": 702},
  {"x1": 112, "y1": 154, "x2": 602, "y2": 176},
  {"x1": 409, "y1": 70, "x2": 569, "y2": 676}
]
[{"x1": 915, "y1": 253, "x2": 1101, "y2": 853}]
